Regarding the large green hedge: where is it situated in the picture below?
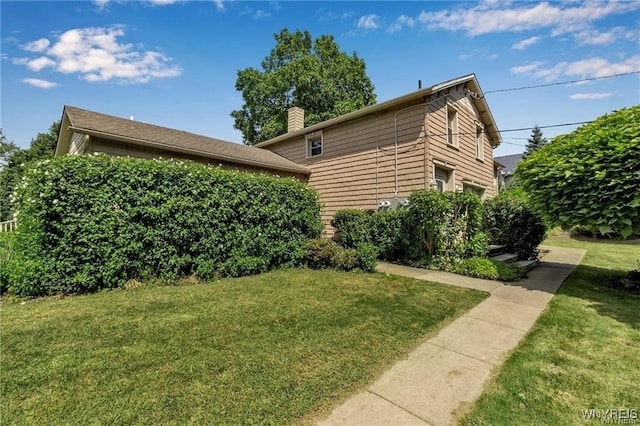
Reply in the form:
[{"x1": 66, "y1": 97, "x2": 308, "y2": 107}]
[
  {"x1": 6, "y1": 155, "x2": 322, "y2": 296},
  {"x1": 516, "y1": 105, "x2": 640, "y2": 239}
]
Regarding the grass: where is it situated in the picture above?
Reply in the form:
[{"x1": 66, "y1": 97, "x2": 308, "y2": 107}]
[
  {"x1": 1, "y1": 268, "x2": 487, "y2": 425},
  {"x1": 461, "y1": 231, "x2": 640, "y2": 425}
]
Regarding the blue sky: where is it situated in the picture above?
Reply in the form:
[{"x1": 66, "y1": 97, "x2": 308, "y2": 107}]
[{"x1": 2, "y1": 0, "x2": 639, "y2": 156}]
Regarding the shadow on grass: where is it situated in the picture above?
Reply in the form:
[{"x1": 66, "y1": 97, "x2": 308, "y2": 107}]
[{"x1": 557, "y1": 264, "x2": 639, "y2": 330}]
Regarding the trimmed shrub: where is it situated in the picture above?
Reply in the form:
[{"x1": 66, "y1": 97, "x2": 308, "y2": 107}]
[
  {"x1": 449, "y1": 257, "x2": 499, "y2": 280},
  {"x1": 331, "y1": 209, "x2": 372, "y2": 248},
  {"x1": 408, "y1": 190, "x2": 487, "y2": 264},
  {"x1": 516, "y1": 106, "x2": 640, "y2": 239},
  {"x1": 484, "y1": 191, "x2": 546, "y2": 260},
  {"x1": 356, "y1": 243, "x2": 378, "y2": 273},
  {"x1": 7, "y1": 155, "x2": 323, "y2": 296},
  {"x1": 332, "y1": 208, "x2": 409, "y2": 262},
  {"x1": 448, "y1": 257, "x2": 525, "y2": 281}
]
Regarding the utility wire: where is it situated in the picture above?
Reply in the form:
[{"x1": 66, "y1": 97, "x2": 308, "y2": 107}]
[{"x1": 484, "y1": 71, "x2": 640, "y2": 95}]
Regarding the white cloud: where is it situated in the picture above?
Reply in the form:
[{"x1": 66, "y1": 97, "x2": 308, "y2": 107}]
[
  {"x1": 511, "y1": 61, "x2": 545, "y2": 74},
  {"x1": 357, "y1": 14, "x2": 380, "y2": 30},
  {"x1": 570, "y1": 92, "x2": 613, "y2": 100},
  {"x1": 414, "y1": 1, "x2": 640, "y2": 36},
  {"x1": 21, "y1": 38, "x2": 50, "y2": 52},
  {"x1": 93, "y1": 0, "x2": 109, "y2": 8},
  {"x1": 533, "y1": 56, "x2": 640, "y2": 81},
  {"x1": 14, "y1": 26, "x2": 182, "y2": 84},
  {"x1": 512, "y1": 36, "x2": 541, "y2": 50},
  {"x1": 12, "y1": 56, "x2": 56, "y2": 71},
  {"x1": 387, "y1": 15, "x2": 415, "y2": 34},
  {"x1": 253, "y1": 9, "x2": 270, "y2": 19},
  {"x1": 213, "y1": 0, "x2": 225, "y2": 11},
  {"x1": 22, "y1": 78, "x2": 58, "y2": 89},
  {"x1": 148, "y1": 0, "x2": 179, "y2": 5},
  {"x1": 574, "y1": 27, "x2": 629, "y2": 46}
]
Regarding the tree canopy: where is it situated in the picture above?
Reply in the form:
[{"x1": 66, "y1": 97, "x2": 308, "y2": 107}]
[
  {"x1": 231, "y1": 29, "x2": 377, "y2": 145},
  {"x1": 0, "y1": 121, "x2": 60, "y2": 221},
  {"x1": 516, "y1": 106, "x2": 640, "y2": 239}
]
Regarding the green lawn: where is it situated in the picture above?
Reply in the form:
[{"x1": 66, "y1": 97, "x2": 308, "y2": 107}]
[
  {"x1": 1, "y1": 268, "x2": 487, "y2": 425},
  {"x1": 461, "y1": 232, "x2": 640, "y2": 425}
]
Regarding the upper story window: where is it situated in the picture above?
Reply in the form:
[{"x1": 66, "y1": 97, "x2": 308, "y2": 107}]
[
  {"x1": 476, "y1": 124, "x2": 484, "y2": 161},
  {"x1": 305, "y1": 131, "x2": 323, "y2": 158},
  {"x1": 446, "y1": 104, "x2": 459, "y2": 147}
]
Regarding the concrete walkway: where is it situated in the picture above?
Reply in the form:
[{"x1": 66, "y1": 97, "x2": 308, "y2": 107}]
[{"x1": 318, "y1": 245, "x2": 586, "y2": 426}]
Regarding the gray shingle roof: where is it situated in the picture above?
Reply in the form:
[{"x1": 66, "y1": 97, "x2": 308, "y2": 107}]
[
  {"x1": 494, "y1": 153, "x2": 523, "y2": 176},
  {"x1": 62, "y1": 106, "x2": 310, "y2": 175}
]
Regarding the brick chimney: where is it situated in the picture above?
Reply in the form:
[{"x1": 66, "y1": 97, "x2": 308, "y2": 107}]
[{"x1": 287, "y1": 107, "x2": 304, "y2": 133}]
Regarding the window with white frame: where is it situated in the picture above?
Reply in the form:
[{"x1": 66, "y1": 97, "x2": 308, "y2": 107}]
[
  {"x1": 305, "y1": 131, "x2": 323, "y2": 157},
  {"x1": 434, "y1": 166, "x2": 453, "y2": 192},
  {"x1": 475, "y1": 124, "x2": 484, "y2": 160},
  {"x1": 446, "y1": 104, "x2": 459, "y2": 147}
]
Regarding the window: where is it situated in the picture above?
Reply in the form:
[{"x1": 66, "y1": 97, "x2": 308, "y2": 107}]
[
  {"x1": 434, "y1": 166, "x2": 453, "y2": 192},
  {"x1": 462, "y1": 181, "x2": 486, "y2": 199},
  {"x1": 305, "y1": 131, "x2": 323, "y2": 157},
  {"x1": 446, "y1": 105, "x2": 458, "y2": 147},
  {"x1": 476, "y1": 124, "x2": 484, "y2": 160}
]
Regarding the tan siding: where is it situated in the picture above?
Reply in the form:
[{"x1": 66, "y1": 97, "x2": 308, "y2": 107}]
[
  {"x1": 86, "y1": 137, "x2": 306, "y2": 180},
  {"x1": 69, "y1": 132, "x2": 87, "y2": 155},
  {"x1": 266, "y1": 86, "x2": 498, "y2": 234}
]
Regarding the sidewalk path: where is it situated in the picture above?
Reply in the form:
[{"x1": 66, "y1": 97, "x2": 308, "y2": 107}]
[{"x1": 318, "y1": 245, "x2": 586, "y2": 426}]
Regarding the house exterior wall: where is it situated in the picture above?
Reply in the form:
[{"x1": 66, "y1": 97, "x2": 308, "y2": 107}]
[
  {"x1": 83, "y1": 136, "x2": 307, "y2": 180},
  {"x1": 263, "y1": 87, "x2": 497, "y2": 233}
]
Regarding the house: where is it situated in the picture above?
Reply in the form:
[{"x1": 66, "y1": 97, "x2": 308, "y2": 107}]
[
  {"x1": 494, "y1": 153, "x2": 523, "y2": 189},
  {"x1": 55, "y1": 74, "x2": 502, "y2": 234},
  {"x1": 55, "y1": 106, "x2": 310, "y2": 179},
  {"x1": 256, "y1": 74, "x2": 502, "y2": 230}
]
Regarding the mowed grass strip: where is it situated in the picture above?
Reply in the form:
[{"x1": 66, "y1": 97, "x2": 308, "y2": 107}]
[
  {"x1": 461, "y1": 233, "x2": 640, "y2": 426},
  {"x1": 1, "y1": 268, "x2": 487, "y2": 425}
]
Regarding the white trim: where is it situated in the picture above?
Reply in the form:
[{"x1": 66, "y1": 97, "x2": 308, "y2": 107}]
[
  {"x1": 432, "y1": 158, "x2": 456, "y2": 169},
  {"x1": 305, "y1": 130, "x2": 324, "y2": 158},
  {"x1": 446, "y1": 102, "x2": 459, "y2": 147},
  {"x1": 475, "y1": 122, "x2": 484, "y2": 161}
]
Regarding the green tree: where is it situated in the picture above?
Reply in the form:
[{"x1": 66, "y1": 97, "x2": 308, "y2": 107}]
[
  {"x1": 231, "y1": 29, "x2": 376, "y2": 145},
  {"x1": 516, "y1": 106, "x2": 640, "y2": 239},
  {"x1": 523, "y1": 125, "x2": 547, "y2": 158},
  {"x1": 0, "y1": 129, "x2": 19, "y2": 170},
  {"x1": 0, "y1": 121, "x2": 60, "y2": 221}
]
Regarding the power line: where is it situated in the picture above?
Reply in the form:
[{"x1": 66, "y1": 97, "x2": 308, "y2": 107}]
[
  {"x1": 484, "y1": 71, "x2": 640, "y2": 95},
  {"x1": 498, "y1": 121, "x2": 592, "y2": 133}
]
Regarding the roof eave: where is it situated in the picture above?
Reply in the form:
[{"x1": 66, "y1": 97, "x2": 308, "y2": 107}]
[
  {"x1": 256, "y1": 73, "x2": 502, "y2": 148},
  {"x1": 68, "y1": 126, "x2": 311, "y2": 175}
]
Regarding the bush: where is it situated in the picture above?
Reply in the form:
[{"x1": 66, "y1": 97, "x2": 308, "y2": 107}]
[
  {"x1": 7, "y1": 155, "x2": 323, "y2": 296},
  {"x1": 448, "y1": 257, "x2": 525, "y2": 281},
  {"x1": 516, "y1": 106, "x2": 640, "y2": 239},
  {"x1": 450, "y1": 257, "x2": 498, "y2": 280},
  {"x1": 331, "y1": 209, "x2": 372, "y2": 248},
  {"x1": 0, "y1": 231, "x2": 17, "y2": 294},
  {"x1": 303, "y1": 238, "x2": 376, "y2": 272},
  {"x1": 332, "y1": 208, "x2": 410, "y2": 262},
  {"x1": 408, "y1": 190, "x2": 487, "y2": 263},
  {"x1": 484, "y1": 192, "x2": 546, "y2": 260}
]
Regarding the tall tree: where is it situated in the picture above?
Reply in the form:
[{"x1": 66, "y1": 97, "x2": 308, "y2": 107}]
[
  {"x1": 231, "y1": 29, "x2": 377, "y2": 145},
  {"x1": 523, "y1": 125, "x2": 547, "y2": 157},
  {"x1": 0, "y1": 121, "x2": 60, "y2": 221},
  {"x1": 0, "y1": 129, "x2": 19, "y2": 170}
]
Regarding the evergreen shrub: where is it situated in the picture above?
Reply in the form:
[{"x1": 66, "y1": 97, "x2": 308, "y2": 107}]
[{"x1": 7, "y1": 155, "x2": 323, "y2": 296}]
